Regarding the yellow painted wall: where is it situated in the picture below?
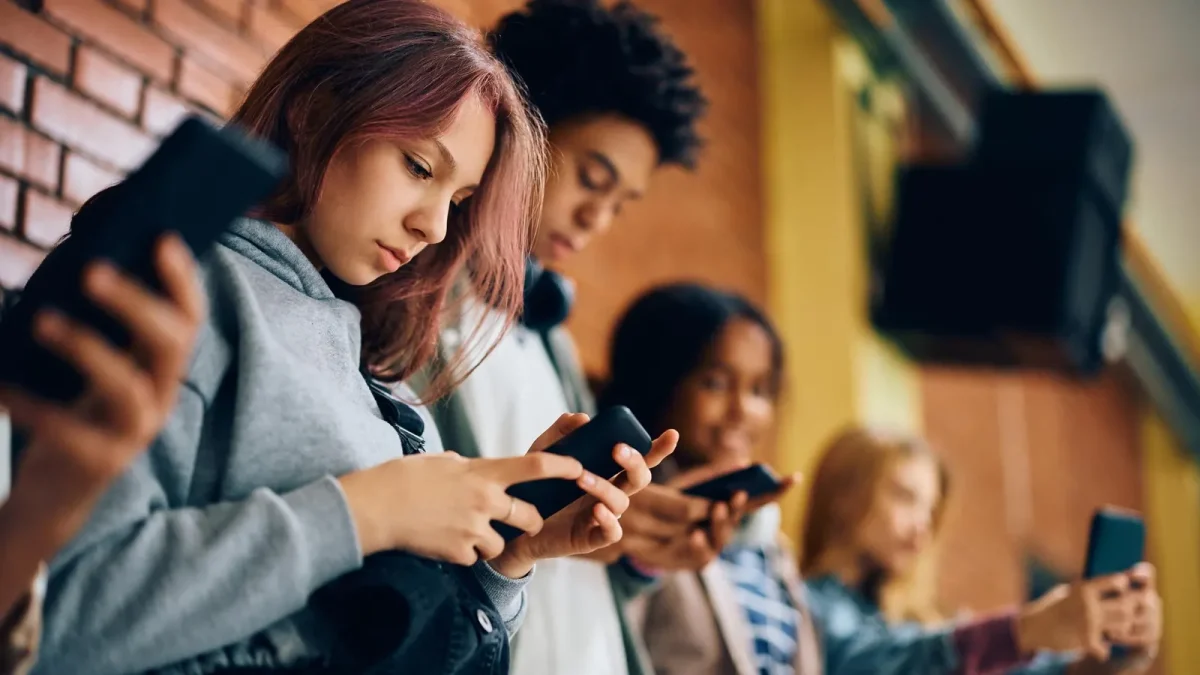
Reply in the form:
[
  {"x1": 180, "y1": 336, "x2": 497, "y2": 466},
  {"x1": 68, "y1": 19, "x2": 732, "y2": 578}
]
[
  {"x1": 1142, "y1": 411, "x2": 1200, "y2": 674},
  {"x1": 756, "y1": 0, "x2": 922, "y2": 541},
  {"x1": 1146, "y1": 298, "x2": 1200, "y2": 675}
]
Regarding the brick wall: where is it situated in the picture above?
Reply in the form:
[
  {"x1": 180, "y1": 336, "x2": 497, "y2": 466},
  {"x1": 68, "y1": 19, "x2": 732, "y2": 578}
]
[
  {"x1": 0, "y1": 0, "x2": 766, "y2": 373},
  {"x1": 922, "y1": 366, "x2": 1145, "y2": 613},
  {"x1": 0, "y1": 0, "x2": 309, "y2": 292}
]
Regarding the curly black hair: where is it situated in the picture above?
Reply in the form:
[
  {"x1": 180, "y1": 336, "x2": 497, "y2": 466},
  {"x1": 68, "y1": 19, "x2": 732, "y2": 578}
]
[{"x1": 489, "y1": 0, "x2": 707, "y2": 169}]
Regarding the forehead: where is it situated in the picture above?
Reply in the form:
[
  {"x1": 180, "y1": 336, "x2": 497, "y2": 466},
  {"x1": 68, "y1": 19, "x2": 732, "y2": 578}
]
[
  {"x1": 550, "y1": 114, "x2": 658, "y2": 190},
  {"x1": 439, "y1": 91, "x2": 497, "y2": 183},
  {"x1": 705, "y1": 319, "x2": 775, "y2": 372},
  {"x1": 886, "y1": 455, "x2": 942, "y2": 501}
]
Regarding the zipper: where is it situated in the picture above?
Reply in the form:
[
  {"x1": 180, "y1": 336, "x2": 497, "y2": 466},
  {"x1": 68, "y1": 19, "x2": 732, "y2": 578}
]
[{"x1": 393, "y1": 422, "x2": 426, "y2": 456}]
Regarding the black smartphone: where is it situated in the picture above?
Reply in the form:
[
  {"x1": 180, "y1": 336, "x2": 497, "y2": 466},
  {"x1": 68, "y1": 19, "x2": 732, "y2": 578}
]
[
  {"x1": 1083, "y1": 506, "x2": 1145, "y2": 579},
  {"x1": 493, "y1": 406, "x2": 653, "y2": 541},
  {"x1": 0, "y1": 116, "x2": 286, "y2": 403},
  {"x1": 683, "y1": 463, "x2": 783, "y2": 502}
]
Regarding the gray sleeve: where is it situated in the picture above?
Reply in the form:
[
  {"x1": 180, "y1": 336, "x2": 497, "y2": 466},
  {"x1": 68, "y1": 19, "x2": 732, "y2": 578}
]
[
  {"x1": 34, "y1": 386, "x2": 364, "y2": 675},
  {"x1": 474, "y1": 561, "x2": 533, "y2": 635}
]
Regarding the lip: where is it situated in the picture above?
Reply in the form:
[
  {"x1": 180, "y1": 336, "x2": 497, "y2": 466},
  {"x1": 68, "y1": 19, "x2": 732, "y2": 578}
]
[
  {"x1": 377, "y1": 241, "x2": 413, "y2": 273},
  {"x1": 548, "y1": 233, "x2": 580, "y2": 258}
]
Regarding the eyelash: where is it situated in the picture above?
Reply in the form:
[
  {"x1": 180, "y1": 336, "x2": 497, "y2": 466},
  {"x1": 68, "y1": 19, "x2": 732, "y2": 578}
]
[
  {"x1": 579, "y1": 167, "x2": 600, "y2": 191},
  {"x1": 405, "y1": 154, "x2": 433, "y2": 181}
]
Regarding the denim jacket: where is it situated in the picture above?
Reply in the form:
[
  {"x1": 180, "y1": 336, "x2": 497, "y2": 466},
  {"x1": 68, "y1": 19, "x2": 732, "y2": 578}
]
[{"x1": 803, "y1": 575, "x2": 1074, "y2": 675}]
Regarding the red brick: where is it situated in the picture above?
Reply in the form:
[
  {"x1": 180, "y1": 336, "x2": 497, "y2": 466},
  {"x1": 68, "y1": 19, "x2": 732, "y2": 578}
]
[
  {"x1": 0, "y1": 55, "x2": 27, "y2": 114},
  {"x1": 0, "y1": 119, "x2": 57, "y2": 190},
  {"x1": 75, "y1": 46, "x2": 145, "y2": 119},
  {"x1": 0, "y1": 3, "x2": 72, "y2": 75},
  {"x1": 0, "y1": 234, "x2": 47, "y2": 288},
  {"x1": 43, "y1": 0, "x2": 175, "y2": 82},
  {"x1": 0, "y1": 176, "x2": 16, "y2": 231},
  {"x1": 115, "y1": 0, "x2": 149, "y2": 11},
  {"x1": 0, "y1": 117, "x2": 20, "y2": 177},
  {"x1": 31, "y1": 78, "x2": 155, "y2": 172},
  {"x1": 63, "y1": 152, "x2": 122, "y2": 206},
  {"x1": 247, "y1": 5, "x2": 299, "y2": 52},
  {"x1": 154, "y1": 0, "x2": 266, "y2": 83},
  {"x1": 22, "y1": 132, "x2": 61, "y2": 192},
  {"x1": 143, "y1": 87, "x2": 194, "y2": 136},
  {"x1": 23, "y1": 189, "x2": 73, "y2": 248},
  {"x1": 204, "y1": 0, "x2": 246, "y2": 26},
  {"x1": 178, "y1": 56, "x2": 234, "y2": 115}
]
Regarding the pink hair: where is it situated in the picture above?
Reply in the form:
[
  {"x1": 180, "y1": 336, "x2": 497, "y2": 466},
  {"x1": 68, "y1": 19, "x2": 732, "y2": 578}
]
[{"x1": 230, "y1": 0, "x2": 545, "y2": 396}]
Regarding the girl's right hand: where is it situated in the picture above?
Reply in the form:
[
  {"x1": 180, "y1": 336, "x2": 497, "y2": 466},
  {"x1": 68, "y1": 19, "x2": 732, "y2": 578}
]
[
  {"x1": 337, "y1": 451, "x2": 589, "y2": 566},
  {"x1": 0, "y1": 234, "x2": 205, "y2": 550},
  {"x1": 1015, "y1": 571, "x2": 1140, "y2": 660},
  {"x1": 0, "y1": 234, "x2": 204, "y2": 620}
]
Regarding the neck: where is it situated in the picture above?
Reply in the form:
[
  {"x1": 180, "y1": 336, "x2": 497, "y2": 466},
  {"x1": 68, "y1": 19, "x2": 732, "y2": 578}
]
[{"x1": 813, "y1": 547, "x2": 887, "y2": 599}]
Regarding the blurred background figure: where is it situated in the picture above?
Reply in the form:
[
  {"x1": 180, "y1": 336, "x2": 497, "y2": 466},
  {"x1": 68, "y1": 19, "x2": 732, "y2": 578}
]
[
  {"x1": 604, "y1": 283, "x2": 1159, "y2": 675},
  {"x1": 801, "y1": 426, "x2": 1162, "y2": 675},
  {"x1": 599, "y1": 283, "x2": 819, "y2": 675}
]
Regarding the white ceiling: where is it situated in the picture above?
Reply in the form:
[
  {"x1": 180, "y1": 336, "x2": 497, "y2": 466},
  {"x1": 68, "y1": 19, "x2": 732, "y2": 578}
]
[{"x1": 984, "y1": 0, "x2": 1200, "y2": 294}]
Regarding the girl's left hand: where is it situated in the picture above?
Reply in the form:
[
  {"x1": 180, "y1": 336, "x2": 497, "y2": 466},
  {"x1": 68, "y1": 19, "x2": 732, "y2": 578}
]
[{"x1": 488, "y1": 413, "x2": 678, "y2": 578}]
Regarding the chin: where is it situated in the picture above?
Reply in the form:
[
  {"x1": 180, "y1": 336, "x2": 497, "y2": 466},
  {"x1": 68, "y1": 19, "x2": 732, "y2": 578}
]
[
  {"x1": 885, "y1": 556, "x2": 918, "y2": 578},
  {"x1": 327, "y1": 262, "x2": 383, "y2": 287}
]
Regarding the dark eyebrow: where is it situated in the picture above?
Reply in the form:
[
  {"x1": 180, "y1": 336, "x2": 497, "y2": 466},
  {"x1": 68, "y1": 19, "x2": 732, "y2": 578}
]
[
  {"x1": 435, "y1": 139, "x2": 458, "y2": 174},
  {"x1": 586, "y1": 150, "x2": 643, "y2": 200}
]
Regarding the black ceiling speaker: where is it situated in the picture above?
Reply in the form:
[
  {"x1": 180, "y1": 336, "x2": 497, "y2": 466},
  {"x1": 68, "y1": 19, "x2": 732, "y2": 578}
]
[{"x1": 872, "y1": 89, "x2": 1132, "y2": 376}]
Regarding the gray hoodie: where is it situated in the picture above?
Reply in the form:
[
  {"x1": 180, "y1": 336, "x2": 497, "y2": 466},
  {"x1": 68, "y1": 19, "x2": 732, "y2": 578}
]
[{"x1": 33, "y1": 219, "x2": 529, "y2": 675}]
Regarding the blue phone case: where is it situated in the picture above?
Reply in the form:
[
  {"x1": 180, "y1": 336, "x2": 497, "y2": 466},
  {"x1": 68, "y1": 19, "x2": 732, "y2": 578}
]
[{"x1": 1083, "y1": 507, "x2": 1145, "y2": 579}]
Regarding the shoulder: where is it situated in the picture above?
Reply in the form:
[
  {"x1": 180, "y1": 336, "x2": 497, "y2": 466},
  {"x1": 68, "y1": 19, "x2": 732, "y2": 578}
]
[
  {"x1": 803, "y1": 576, "x2": 868, "y2": 638},
  {"x1": 180, "y1": 249, "x2": 248, "y2": 404}
]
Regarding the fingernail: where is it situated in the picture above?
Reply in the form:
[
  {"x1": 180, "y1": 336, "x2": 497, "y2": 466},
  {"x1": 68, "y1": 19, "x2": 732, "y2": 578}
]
[
  {"x1": 580, "y1": 473, "x2": 596, "y2": 487},
  {"x1": 619, "y1": 445, "x2": 632, "y2": 458}
]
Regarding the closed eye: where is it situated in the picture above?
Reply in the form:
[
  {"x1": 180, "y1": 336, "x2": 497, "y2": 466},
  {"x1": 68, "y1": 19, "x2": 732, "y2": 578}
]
[{"x1": 405, "y1": 153, "x2": 433, "y2": 180}]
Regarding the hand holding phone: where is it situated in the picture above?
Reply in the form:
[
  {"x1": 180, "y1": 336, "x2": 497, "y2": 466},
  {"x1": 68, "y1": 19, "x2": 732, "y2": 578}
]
[
  {"x1": 0, "y1": 116, "x2": 286, "y2": 403},
  {"x1": 492, "y1": 406, "x2": 653, "y2": 541},
  {"x1": 488, "y1": 411, "x2": 679, "y2": 578},
  {"x1": 1081, "y1": 506, "x2": 1154, "y2": 659}
]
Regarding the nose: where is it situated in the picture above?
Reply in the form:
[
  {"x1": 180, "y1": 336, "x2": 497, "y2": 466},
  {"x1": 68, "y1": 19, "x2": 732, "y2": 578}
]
[
  {"x1": 574, "y1": 199, "x2": 616, "y2": 234},
  {"x1": 912, "y1": 510, "x2": 933, "y2": 540},
  {"x1": 405, "y1": 203, "x2": 450, "y2": 246},
  {"x1": 727, "y1": 390, "x2": 750, "y2": 422}
]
